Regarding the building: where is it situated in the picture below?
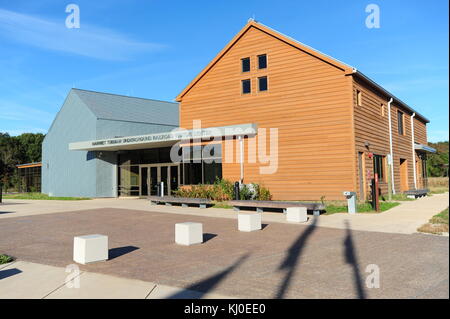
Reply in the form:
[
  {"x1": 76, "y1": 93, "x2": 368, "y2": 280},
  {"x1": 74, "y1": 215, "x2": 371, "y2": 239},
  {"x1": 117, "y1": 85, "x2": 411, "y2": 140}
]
[
  {"x1": 41, "y1": 89, "x2": 179, "y2": 197},
  {"x1": 46, "y1": 20, "x2": 435, "y2": 200}
]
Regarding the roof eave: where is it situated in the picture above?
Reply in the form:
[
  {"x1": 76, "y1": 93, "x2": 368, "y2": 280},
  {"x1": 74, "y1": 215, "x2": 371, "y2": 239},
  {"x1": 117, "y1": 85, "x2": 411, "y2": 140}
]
[{"x1": 353, "y1": 70, "x2": 430, "y2": 123}]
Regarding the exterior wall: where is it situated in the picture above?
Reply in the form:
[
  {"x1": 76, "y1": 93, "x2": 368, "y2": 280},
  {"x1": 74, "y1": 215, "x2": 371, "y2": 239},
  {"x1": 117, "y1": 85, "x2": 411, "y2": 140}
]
[
  {"x1": 42, "y1": 92, "x2": 97, "y2": 197},
  {"x1": 352, "y1": 77, "x2": 429, "y2": 198},
  {"x1": 179, "y1": 26, "x2": 355, "y2": 200},
  {"x1": 43, "y1": 93, "x2": 180, "y2": 198}
]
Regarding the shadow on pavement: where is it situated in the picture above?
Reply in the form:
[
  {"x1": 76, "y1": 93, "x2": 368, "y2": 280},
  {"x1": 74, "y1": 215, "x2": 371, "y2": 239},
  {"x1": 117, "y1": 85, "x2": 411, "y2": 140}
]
[
  {"x1": 0, "y1": 268, "x2": 22, "y2": 280},
  {"x1": 168, "y1": 254, "x2": 250, "y2": 299},
  {"x1": 275, "y1": 217, "x2": 318, "y2": 299},
  {"x1": 203, "y1": 233, "x2": 217, "y2": 243},
  {"x1": 108, "y1": 246, "x2": 139, "y2": 260},
  {"x1": 343, "y1": 220, "x2": 366, "y2": 299}
]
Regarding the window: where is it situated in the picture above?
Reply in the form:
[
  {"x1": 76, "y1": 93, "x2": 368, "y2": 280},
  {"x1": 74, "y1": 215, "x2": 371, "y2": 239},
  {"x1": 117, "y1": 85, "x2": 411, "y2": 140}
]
[
  {"x1": 182, "y1": 144, "x2": 222, "y2": 185},
  {"x1": 242, "y1": 79, "x2": 251, "y2": 94},
  {"x1": 373, "y1": 155, "x2": 385, "y2": 180},
  {"x1": 397, "y1": 110, "x2": 404, "y2": 135},
  {"x1": 356, "y1": 90, "x2": 362, "y2": 106},
  {"x1": 258, "y1": 54, "x2": 267, "y2": 69},
  {"x1": 258, "y1": 76, "x2": 268, "y2": 92},
  {"x1": 241, "y1": 57, "x2": 250, "y2": 72}
]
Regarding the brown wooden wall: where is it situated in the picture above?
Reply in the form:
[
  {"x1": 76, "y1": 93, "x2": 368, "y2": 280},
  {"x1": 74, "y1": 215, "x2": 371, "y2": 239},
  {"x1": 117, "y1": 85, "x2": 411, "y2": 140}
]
[
  {"x1": 352, "y1": 77, "x2": 429, "y2": 198},
  {"x1": 179, "y1": 26, "x2": 355, "y2": 200}
]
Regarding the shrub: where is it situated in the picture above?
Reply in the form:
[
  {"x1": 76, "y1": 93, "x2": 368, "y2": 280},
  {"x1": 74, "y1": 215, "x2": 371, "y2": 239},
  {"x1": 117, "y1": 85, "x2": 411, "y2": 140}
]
[{"x1": 173, "y1": 178, "x2": 272, "y2": 201}]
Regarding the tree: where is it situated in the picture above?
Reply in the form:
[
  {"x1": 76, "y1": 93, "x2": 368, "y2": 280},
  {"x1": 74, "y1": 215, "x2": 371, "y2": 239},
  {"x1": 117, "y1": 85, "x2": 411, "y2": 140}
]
[{"x1": 427, "y1": 141, "x2": 449, "y2": 177}]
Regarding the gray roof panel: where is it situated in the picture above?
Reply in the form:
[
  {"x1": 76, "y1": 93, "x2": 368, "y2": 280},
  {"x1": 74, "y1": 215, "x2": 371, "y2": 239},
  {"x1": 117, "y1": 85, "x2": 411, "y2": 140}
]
[{"x1": 72, "y1": 88, "x2": 178, "y2": 126}]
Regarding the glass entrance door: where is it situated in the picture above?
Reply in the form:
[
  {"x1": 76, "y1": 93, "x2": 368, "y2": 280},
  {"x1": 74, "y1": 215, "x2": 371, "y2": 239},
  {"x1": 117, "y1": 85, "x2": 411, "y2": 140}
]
[{"x1": 141, "y1": 164, "x2": 179, "y2": 196}]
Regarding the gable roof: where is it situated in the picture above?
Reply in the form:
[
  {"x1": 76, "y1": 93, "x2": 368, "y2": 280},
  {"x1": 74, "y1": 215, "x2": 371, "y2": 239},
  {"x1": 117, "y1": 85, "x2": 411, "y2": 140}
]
[
  {"x1": 72, "y1": 88, "x2": 179, "y2": 126},
  {"x1": 175, "y1": 20, "x2": 429, "y2": 123},
  {"x1": 175, "y1": 19, "x2": 354, "y2": 102}
]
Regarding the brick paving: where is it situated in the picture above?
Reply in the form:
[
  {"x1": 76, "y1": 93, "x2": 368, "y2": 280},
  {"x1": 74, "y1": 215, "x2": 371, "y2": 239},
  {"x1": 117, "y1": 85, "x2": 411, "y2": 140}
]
[{"x1": 0, "y1": 208, "x2": 448, "y2": 298}]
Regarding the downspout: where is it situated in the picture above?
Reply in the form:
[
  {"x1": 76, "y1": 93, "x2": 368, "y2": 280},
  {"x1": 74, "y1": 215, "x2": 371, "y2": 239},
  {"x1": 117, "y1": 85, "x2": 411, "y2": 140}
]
[
  {"x1": 411, "y1": 112, "x2": 417, "y2": 189},
  {"x1": 387, "y1": 98, "x2": 396, "y2": 194}
]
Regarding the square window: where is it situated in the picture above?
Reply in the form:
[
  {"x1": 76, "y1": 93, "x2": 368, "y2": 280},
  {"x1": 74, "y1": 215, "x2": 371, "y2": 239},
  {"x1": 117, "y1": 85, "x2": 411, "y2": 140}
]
[
  {"x1": 258, "y1": 76, "x2": 268, "y2": 91},
  {"x1": 241, "y1": 57, "x2": 250, "y2": 72},
  {"x1": 242, "y1": 79, "x2": 251, "y2": 94},
  {"x1": 258, "y1": 54, "x2": 267, "y2": 69}
]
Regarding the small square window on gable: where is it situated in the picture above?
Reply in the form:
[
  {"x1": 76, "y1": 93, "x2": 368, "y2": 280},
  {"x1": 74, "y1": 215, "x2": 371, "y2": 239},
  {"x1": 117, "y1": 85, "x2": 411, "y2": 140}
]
[
  {"x1": 258, "y1": 54, "x2": 267, "y2": 69},
  {"x1": 356, "y1": 90, "x2": 362, "y2": 106},
  {"x1": 242, "y1": 79, "x2": 251, "y2": 94},
  {"x1": 258, "y1": 76, "x2": 268, "y2": 92},
  {"x1": 241, "y1": 57, "x2": 250, "y2": 72}
]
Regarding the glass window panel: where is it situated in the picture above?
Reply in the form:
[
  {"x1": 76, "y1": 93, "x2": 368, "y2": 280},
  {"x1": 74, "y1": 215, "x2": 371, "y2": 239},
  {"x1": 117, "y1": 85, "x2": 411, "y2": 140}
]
[
  {"x1": 242, "y1": 79, "x2": 251, "y2": 94},
  {"x1": 258, "y1": 54, "x2": 267, "y2": 69},
  {"x1": 241, "y1": 57, "x2": 250, "y2": 72}
]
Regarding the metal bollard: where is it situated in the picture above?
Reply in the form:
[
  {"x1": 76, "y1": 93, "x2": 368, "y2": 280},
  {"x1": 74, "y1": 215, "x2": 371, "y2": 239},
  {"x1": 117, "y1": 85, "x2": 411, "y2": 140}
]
[{"x1": 343, "y1": 191, "x2": 357, "y2": 214}]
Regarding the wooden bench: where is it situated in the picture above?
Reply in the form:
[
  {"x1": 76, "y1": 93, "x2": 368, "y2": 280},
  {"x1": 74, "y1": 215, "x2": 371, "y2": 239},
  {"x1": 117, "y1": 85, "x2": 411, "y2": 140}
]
[
  {"x1": 228, "y1": 200, "x2": 325, "y2": 215},
  {"x1": 148, "y1": 196, "x2": 213, "y2": 209},
  {"x1": 404, "y1": 189, "x2": 429, "y2": 198}
]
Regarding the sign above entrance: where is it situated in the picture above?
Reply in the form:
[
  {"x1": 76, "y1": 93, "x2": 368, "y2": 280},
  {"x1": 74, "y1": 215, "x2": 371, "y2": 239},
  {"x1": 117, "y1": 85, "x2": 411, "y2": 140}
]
[{"x1": 69, "y1": 123, "x2": 257, "y2": 151}]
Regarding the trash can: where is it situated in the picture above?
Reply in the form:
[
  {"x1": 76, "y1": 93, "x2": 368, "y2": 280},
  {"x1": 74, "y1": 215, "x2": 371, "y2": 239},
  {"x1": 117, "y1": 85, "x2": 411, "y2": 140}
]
[{"x1": 343, "y1": 191, "x2": 357, "y2": 214}]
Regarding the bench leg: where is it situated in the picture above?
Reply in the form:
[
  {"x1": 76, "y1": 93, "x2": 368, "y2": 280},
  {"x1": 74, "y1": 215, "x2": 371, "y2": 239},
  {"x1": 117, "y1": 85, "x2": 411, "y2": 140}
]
[
  {"x1": 233, "y1": 206, "x2": 240, "y2": 212},
  {"x1": 199, "y1": 204, "x2": 206, "y2": 209},
  {"x1": 313, "y1": 210, "x2": 320, "y2": 216},
  {"x1": 165, "y1": 202, "x2": 172, "y2": 206},
  {"x1": 256, "y1": 208, "x2": 263, "y2": 213},
  {"x1": 182, "y1": 203, "x2": 188, "y2": 208}
]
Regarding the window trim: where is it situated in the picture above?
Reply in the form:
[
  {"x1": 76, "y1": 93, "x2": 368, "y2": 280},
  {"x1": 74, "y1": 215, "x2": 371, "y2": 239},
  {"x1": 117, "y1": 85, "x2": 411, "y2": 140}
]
[
  {"x1": 241, "y1": 57, "x2": 250, "y2": 73},
  {"x1": 356, "y1": 90, "x2": 362, "y2": 106},
  {"x1": 397, "y1": 110, "x2": 405, "y2": 135},
  {"x1": 258, "y1": 76, "x2": 268, "y2": 92},
  {"x1": 241, "y1": 79, "x2": 251, "y2": 95},
  {"x1": 257, "y1": 54, "x2": 267, "y2": 70}
]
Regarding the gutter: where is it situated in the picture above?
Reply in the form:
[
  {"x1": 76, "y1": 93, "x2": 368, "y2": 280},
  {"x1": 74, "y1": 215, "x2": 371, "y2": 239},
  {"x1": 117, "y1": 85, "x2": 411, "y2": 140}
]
[
  {"x1": 388, "y1": 98, "x2": 396, "y2": 194},
  {"x1": 411, "y1": 113, "x2": 417, "y2": 189}
]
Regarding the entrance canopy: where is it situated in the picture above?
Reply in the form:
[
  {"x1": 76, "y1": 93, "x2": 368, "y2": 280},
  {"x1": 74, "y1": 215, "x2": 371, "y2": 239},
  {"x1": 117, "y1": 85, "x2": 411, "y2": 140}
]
[
  {"x1": 69, "y1": 123, "x2": 257, "y2": 151},
  {"x1": 414, "y1": 143, "x2": 436, "y2": 153}
]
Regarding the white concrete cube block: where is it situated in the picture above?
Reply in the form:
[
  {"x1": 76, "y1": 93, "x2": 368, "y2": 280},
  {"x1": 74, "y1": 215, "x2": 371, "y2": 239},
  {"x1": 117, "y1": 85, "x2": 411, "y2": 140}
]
[
  {"x1": 175, "y1": 222, "x2": 203, "y2": 246},
  {"x1": 286, "y1": 207, "x2": 307, "y2": 223},
  {"x1": 73, "y1": 234, "x2": 108, "y2": 265},
  {"x1": 238, "y1": 213, "x2": 262, "y2": 232}
]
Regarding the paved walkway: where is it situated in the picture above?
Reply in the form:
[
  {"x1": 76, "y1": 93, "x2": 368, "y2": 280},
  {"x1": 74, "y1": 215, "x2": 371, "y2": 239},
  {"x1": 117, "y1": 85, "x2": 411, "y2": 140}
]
[
  {"x1": 0, "y1": 260, "x2": 231, "y2": 299},
  {"x1": 1, "y1": 208, "x2": 448, "y2": 298},
  {"x1": 1, "y1": 192, "x2": 448, "y2": 234}
]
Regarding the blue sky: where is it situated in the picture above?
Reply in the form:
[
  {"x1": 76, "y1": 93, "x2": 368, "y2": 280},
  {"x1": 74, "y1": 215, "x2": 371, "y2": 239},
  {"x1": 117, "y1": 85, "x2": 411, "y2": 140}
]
[{"x1": 0, "y1": 0, "x2": 448, "y2": 142}]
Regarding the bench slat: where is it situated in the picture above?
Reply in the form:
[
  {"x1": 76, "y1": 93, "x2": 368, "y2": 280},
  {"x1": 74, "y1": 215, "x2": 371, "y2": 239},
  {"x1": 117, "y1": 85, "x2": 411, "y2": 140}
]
[{"x1": 228, "y1": 200, "x2": 325, "y2": 210}]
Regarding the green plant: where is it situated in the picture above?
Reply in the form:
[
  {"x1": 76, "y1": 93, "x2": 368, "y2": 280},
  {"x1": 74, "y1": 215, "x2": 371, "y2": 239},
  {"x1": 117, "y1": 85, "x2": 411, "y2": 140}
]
[{"x1": 0, "y1": 254, "x2": 13, "y2": 264}]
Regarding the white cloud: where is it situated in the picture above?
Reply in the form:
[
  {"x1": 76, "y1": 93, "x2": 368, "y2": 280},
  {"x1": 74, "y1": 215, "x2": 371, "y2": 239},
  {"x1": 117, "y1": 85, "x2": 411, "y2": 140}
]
[{"x1": 0, "y1": 8, "x2": 165, "y2": 61}]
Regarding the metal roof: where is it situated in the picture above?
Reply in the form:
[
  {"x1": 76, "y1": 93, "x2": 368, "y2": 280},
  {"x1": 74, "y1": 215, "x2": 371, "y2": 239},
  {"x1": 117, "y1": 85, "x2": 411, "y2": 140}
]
[
  {"x1": 414, "y1": 143, "x2": 436, "y2": 153},
  {"x1": 72, "y1": 88, "x2": 179, "y2": 126}
]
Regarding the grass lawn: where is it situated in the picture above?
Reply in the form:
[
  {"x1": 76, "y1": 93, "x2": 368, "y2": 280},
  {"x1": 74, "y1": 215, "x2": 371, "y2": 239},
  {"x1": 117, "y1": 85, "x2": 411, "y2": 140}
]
[
  {"x1": 324, "y1": 201, "x2": 400, "y2": 215},
  {"x1": 2, "y1": 193, "x2": 91, "y2": 201},
  {"x1": 417, "y1": 207, "x2": 449, "y2": 235},
  {"x1": 0, "y1": 254, "x2": 14, "y2": 264}
]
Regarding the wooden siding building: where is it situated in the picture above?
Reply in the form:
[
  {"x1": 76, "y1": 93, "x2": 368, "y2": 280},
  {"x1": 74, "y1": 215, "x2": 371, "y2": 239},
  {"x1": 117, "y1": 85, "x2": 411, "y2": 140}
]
[{"x1": 176, "y1": 20, "x2": 434, "y2": 201}]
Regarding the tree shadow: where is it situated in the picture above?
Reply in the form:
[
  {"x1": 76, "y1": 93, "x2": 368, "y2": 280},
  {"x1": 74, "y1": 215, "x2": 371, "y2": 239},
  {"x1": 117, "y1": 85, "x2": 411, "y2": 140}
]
[
  {"x1": 203, "y1": 233, "x2": 217, "y2": 243},
  {"x1": 108, "y1": 246, "x2": 139, "y2": 260},
  {"x1": 0, "y1": 268, "x2": 22, "y2": 280},
  {"x1": 343, "y1": 220, "x2": 366, "y2": 299},
  {"x1": 168, "y1": 254, "x2": 249, "y2": 299},
  {"x1": 275, "y1": 217, "x2": 318, "y2": 299}
]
